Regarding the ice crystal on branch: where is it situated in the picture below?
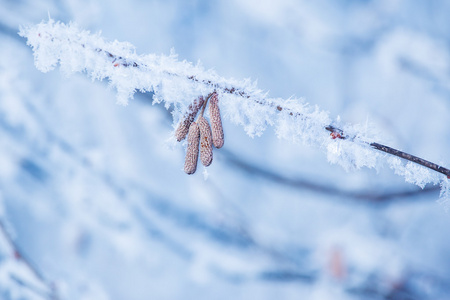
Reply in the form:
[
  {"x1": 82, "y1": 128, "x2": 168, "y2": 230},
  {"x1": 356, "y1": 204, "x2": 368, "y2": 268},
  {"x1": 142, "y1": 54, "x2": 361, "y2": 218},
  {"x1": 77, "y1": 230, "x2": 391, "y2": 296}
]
[
  {"x1": 438, "y1": 178, "x2": 450, "y2": 212},
  {"x1": 19, "y1": 19, "x2": 450, "y2": 204}
]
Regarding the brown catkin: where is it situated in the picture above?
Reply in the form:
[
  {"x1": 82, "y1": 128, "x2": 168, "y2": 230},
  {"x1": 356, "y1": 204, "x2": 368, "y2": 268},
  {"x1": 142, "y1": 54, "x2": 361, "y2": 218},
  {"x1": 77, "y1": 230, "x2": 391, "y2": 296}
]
[
  {"x1": 209, "y1": 92, "x2": 224, "y2": 148},
  {"x1": 175, "y1": 96, "x2": 204, "y2": 142},
  {"x1": 198, "y1": 116, "x2": 213, "y2": 167},
  {"x1": 184, "y1": 122, "x2": 200, "y2": 174}
]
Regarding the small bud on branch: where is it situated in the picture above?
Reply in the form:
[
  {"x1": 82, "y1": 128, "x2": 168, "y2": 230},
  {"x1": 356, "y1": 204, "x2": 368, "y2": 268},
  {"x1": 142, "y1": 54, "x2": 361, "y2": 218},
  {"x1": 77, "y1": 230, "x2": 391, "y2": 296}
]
[
  {"x1": 198, "y1": 116, "x2": 213, "y2": 167},
  {"x1": 184, "y1": 122, "x2": 200, "y2": 175},
  {"x1": 209, "y1": 91, "x2": 224, "y2": 149}
]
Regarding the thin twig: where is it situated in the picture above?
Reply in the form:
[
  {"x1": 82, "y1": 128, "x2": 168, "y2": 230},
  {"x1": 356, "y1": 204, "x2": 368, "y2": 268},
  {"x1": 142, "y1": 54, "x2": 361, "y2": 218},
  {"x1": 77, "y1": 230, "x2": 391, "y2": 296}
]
[
  {"x1": 325, "y1": 125, "x2": 450, "y2": 178},
  {"x1": 199, "y1": 92, "x2": 214, "y2": 117}
]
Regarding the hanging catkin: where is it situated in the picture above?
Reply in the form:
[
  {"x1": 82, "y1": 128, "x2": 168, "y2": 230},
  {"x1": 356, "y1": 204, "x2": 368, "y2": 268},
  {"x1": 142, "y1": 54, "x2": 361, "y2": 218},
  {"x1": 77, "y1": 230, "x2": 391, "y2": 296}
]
[
  {"x1": 175, "y1": 96, "x2": 204, "y2": 142},
  {"x1": 209, "y1": 92, "x2": 224, "y2": 148},
  {"x1": 198, "y1": 116, "x2": 213, "y2": 166},
  {"x1": 184, "y1": 122, "x2": 200, "y2": 174}
]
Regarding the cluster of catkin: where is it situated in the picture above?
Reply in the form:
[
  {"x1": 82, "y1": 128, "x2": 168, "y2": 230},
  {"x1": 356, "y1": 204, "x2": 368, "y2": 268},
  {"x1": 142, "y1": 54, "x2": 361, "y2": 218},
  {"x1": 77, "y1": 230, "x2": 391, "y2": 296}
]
[{"x1": 175, "y1": 92, "x2": 224, "y2": 174}]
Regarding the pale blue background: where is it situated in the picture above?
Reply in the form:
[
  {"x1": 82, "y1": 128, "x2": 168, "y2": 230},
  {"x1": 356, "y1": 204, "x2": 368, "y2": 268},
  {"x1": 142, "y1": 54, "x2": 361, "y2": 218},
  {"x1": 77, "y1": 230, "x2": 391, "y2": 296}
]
[{"x1": 0, "y1": 0, "x2": 450, "y2": 299}]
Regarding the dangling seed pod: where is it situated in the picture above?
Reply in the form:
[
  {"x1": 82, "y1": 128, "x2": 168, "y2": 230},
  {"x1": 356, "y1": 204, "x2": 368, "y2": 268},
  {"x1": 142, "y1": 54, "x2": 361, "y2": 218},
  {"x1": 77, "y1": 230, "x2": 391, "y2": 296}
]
[
  {"x1": 209, "y1": 91, "x2": 224, "y2": 149},
  {"x1": 198, "y1": 116, "x2": 213, "y2": 167},
  {"x1": 184, "y1": 122, "x2": 200, "y2": 175},
  {"x1": 175, "y1": 96, "x2": 204, "y2": 142}
]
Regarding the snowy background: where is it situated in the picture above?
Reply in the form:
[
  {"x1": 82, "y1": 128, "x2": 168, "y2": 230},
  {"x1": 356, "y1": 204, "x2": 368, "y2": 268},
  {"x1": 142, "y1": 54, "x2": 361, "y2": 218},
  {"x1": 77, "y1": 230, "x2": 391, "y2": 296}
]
[{"x1": 1, "y1": 0, "x2": 450, "y2": 299}]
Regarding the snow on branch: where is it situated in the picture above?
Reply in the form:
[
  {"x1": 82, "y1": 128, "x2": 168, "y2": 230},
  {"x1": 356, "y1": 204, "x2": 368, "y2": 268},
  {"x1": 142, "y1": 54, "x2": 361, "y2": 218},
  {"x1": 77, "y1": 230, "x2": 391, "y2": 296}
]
[{"x1": 19, "y1": 19, "x2": 450, "y2": 204}]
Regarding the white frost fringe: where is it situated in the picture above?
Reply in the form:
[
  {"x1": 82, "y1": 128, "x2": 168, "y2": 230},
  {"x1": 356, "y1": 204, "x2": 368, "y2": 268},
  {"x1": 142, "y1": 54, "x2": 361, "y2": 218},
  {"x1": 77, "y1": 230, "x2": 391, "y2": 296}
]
[{"x1": 19, "y1": 19, "x2": 450, "y2": 205}]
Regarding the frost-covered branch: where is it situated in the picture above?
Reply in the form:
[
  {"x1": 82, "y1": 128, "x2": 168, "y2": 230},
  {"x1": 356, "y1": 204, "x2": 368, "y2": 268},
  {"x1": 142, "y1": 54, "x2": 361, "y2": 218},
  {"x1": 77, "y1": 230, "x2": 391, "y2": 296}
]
[
  {"x1": 19, "y1": 20, "x2": 450, "y2": 204},
  {"x1": 325, "y1": 125, "x2": 450, "y2": 177}
]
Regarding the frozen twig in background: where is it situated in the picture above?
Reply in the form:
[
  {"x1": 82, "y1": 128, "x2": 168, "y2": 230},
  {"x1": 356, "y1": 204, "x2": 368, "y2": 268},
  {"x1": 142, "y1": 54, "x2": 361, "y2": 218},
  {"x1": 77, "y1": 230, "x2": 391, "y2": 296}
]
[
  {"x1": 0, "y1": 220, "x2": 57, "y2": 299},
  {"x1": 19, "y1": 19, "x2": 450, "y2": 203}
]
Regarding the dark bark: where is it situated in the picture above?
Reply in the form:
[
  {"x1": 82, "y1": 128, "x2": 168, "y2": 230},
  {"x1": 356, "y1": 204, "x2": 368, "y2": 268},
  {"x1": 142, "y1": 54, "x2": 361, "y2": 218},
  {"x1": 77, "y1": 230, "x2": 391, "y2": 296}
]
[{"x1": 325, "y1": 126, "x2": 450, "y2": 178}]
